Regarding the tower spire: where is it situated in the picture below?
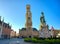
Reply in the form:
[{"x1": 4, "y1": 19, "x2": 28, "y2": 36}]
[
  {"x1": 25, "y1": 4, "x2": 32, "y2": 28},
  {"x1": 26, "y1": 4, "x2": 30, "y2": 12}
]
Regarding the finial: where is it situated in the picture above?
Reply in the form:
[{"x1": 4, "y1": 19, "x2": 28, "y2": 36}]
[{"x1": 0, "y1": 16, "x2": 1, "y2": 21}]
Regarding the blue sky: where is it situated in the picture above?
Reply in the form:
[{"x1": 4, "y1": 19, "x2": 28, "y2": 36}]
[{"x1": 0, "y1": 0, "x2": 60, "y2": 33}]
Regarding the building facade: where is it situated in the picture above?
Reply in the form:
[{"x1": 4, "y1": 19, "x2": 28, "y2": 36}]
[
  {"x1": 0, "y1": 16, "x2": 2, "y2": 38},
  {"x1": 19, "y1": 28, "x2": 39, "y2": 38},
  {"x1": 19, "y1": 4, "x2": 39, "y2": 38},
  {"x1": 50, "y1": 27, "x2": 60, "y2": 38},
  {"x1": 0, "y1": 16, "x2": 12, "y2": 38},
  {"x1": 2, "y1": 22, "x2": 11, "y2": 38},
  {"x1": 53, "y1": 30, "x2": 60, "y2": 38},
  {"x1": 0, "y1": 23, "x2": 2, "y2": 38},
  {"x1": 10, "y1": 30, "x2": 16, "y2": 38}
]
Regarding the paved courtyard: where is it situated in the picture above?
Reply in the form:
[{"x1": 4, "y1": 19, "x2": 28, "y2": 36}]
[{"x1": 0, "y1": 38, "x2": 39, "y2": 44}]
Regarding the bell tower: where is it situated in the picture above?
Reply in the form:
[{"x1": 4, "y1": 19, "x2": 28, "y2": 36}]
[
  {"x1": 25, "y1": 4, "x2": 32, "y2": 29},
  {"x1": 25, "y1": 4, "x2": 32, "y2": 37}
]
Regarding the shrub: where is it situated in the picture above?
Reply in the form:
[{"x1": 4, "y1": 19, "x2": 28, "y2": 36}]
[
  {"x1": 24, "y1": 38, "x2": 32, "y2": 42},
  {"x1": 24, "y1": 37, "x2": 60, "y2": 44}
]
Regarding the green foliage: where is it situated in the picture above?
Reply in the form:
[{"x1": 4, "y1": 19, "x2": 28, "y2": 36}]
[
  {"x1": 24, "y1": 38, "x2": 32, "y2": 42},
  {"x1": 24, "y1": 37, "x2": 60, "y2": 44},
  {"x1": 31, "y1": 38, "x2": 37, "y2": 43}
]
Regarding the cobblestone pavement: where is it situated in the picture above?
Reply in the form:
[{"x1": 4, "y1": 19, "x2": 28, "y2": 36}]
[{"x1": 0, "y1": 38, "x2": 39, "y2": 44}]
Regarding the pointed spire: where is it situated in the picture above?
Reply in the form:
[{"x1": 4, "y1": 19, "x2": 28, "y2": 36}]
[
  {"x1": 2, "y1": 17, "x2": 4, "y2": 22},
  {"x1": 2, "y1": 17, "x2": 4, "y2": 27},
  {"x1": 51, "y1": 26, "x2": 54, "y2": 30},
  {"x1": 2, "y1": 17, "x2": 4, "y2": 25},
  {"x1": 0, "y1": 16, "x2": 1, "y2": 21}
]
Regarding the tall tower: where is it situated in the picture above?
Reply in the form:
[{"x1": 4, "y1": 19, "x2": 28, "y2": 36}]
[
  {"x1": 25, "y1": 4, "x2": 32, "y2": 37},
  {"x1": 25, "y1": 4, "x2": 32, "y2": 29}
]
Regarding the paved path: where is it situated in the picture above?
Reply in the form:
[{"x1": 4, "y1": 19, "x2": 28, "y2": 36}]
[{"x1": 0, "y1": 38, "x2": 39, "y2": 44}]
